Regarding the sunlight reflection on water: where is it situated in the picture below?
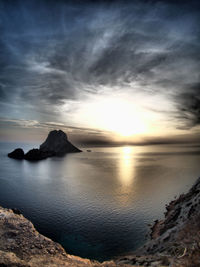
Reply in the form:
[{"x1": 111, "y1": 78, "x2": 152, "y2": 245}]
[
  {"x1": 119, "y1": 146, "x2": 134, "y2": 186},
  {"x1": 0, "y1": 142, "x2": 200, "y2": 261},
  {"x1": 117, "y1": 146, "x2": 136, "y2": 206}
]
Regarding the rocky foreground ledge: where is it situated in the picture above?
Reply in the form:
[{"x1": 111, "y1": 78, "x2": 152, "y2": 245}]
[
  {"x1": 0, "y1": 207, "x2": 121, "y2": 267},
  {"x1": 0, "y1": 206, "x2": 169, "y2": 267},
  {"x1": 1, "y1": 177, "x2": 200, "y2": 267}
]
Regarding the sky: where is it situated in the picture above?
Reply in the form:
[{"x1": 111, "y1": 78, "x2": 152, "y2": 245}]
[{"x1": 0, "y1": 0, "x2": 200, "y2": 145}]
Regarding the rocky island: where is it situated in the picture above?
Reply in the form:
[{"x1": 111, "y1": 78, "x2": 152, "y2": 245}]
[
  {"x1": 8, "y1": 130, "x2": 81, "y2": 161},
  {"x1": 1, "y1": 177, "x2": 200, "y2": 266}
]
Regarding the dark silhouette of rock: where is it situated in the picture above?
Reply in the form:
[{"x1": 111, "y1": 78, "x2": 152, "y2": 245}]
[
  {"x1": 24, "y1": 149, "x2": 54, "y2": 161},
  {"x1": 40, "y1": 130, "x2": 81, "y2": 155},
  {"x1": 8, "y1": 148, "x2": 24, "y2": 159},
  {"x1": 8, "y1": 130, "x2": 81, "y2": 161}
]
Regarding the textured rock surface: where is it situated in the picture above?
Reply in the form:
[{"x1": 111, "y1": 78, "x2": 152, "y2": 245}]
[
  {"x1": 144, "y1": 177, "x2": 200, "y2": 253},
  {"x1": 136, "y1": 177, "x2": 200, "y2": 266},
  {"x1": 40, "y1": 130, "x2": 81, "y2": 155},
  {"x1": 8, "y1": 148, "x2": 24, "y2": 159}
]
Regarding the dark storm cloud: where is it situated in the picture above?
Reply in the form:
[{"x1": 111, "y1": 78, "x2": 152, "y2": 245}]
[
  {"x1": 0, "y1": 0, "x2": 200, "y2": 129},
  {"x1": 176, "y1": 83, "x2": 200, "y2": 129}
]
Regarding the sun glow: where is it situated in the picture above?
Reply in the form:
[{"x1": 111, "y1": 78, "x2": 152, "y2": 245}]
[
  {"x1": 66, "y1": 91, "x2": 174, "y2": 140},
  {"x1": 98, "y1": 98, "x2": 148, "y2": 137},
  {"x1": 73, "y1": 96, "x2": 151, "y2": 137}
]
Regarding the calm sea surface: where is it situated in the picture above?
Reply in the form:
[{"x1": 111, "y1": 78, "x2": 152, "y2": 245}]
[{"x1": 0, "y1": 142, "x2": 200, "y2": 261}]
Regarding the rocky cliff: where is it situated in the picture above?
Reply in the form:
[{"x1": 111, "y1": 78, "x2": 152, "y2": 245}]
[
  {"x1": 1, "y1": 177, "x2": 200, "y2": 266},
  {"x1": 117, "y1": 177, "x2": 200, "y2": 266},
  {"x1": 146, "y1": 177, "x2": 200, "y2": 266}
]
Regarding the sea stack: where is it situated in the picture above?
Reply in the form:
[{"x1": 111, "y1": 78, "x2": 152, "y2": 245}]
[
  {"x1": 40, "y1": 130, "x2": 82, "y2": 155},
  {"x1": 8, "y1": 130, "x2": 81, "y2": 161}
]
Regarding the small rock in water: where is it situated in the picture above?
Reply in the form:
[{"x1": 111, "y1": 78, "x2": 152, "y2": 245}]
[{"x1": 8, "y1": 148, "x2": 24, "y2": 159}]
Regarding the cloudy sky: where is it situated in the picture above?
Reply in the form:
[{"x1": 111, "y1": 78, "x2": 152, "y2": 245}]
[{"x1": 0, "y1": 0, "x2": 200, "y2": 144}]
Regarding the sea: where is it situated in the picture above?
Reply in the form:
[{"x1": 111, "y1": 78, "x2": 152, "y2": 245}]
[{"x1": 0, "y1": 142, "x2": 200, "y2": 261}]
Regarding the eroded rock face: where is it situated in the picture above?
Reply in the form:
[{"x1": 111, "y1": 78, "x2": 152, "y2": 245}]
[
  {"x1": 149, "y1": 177, "x2": 200, "y2": 243},
  {"x1": 40, "y1": 130, "x2": 81, "y2": 155},
  {"x1": 139, "y1": 177, "x2": 200, "y2": 266},
  {"x1": 8, "y1": 148, "x2": 24, "y2": 159}
]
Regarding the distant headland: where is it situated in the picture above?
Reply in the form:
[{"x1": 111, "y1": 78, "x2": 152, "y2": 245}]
[{"x1": 8, "y1": 130, "x2": 82, "y2": 161}]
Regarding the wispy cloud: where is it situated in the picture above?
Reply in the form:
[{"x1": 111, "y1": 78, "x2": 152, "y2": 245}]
[{"x1": 0, "y1": 0, "x2": 200, "y2": 139}]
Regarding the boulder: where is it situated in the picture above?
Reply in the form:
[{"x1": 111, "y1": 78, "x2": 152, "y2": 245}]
[
  {"x1": 40, "y1": 130, "x2": 81, "y2": 155},
  {"x1": 8, "y1": 148, "x2": 24, "y2": 159}
]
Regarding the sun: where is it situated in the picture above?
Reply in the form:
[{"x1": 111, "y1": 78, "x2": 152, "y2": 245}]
[
  {"x1": 96, "y1": 98, "x2": 147, "y2": 137},
  {"x1": 72, "y1": 94, "x2": 152, "y2": 138},
  {"x1": 111, "y1": 113, "x2": 146, "y2": 137}
]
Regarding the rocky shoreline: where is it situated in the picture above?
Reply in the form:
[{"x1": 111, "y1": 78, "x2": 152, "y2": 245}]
[
  {"x1": 1, "y1": 177, "x2": 200, "y2": 266},
  {"x1": 117, "y1": 177, "x2": 200, "y2": 266}
]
